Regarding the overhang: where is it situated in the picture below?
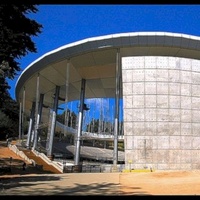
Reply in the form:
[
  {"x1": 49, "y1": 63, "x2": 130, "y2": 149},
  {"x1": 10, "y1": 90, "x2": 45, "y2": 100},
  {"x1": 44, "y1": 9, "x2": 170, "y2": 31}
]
[{"x1": 15, "y1": 31, "x2": 200, "y2": 122}]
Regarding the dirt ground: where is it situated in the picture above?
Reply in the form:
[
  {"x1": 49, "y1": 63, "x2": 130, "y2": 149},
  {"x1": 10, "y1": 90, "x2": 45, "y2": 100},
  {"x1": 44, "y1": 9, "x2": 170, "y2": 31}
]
[
  {"x1": 119, "y1": 170, "x2": 200, "y2": 195},
  {"x1": 1, "y1": 141, "x2": 200, "y2": 195}
]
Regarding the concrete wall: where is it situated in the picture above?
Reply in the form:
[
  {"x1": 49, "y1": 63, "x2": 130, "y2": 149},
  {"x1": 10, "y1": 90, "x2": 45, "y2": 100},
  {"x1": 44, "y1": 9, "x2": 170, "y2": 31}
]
[{"x1": 122, "y1": 56, "x2": 200, "y2": 170}]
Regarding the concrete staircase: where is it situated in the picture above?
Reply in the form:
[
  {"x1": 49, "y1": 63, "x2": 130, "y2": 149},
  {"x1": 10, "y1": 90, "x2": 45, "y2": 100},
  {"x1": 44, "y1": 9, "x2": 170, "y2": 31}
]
[{"x1": 22, "y1": 149, "x2": 62, "y2": 174}]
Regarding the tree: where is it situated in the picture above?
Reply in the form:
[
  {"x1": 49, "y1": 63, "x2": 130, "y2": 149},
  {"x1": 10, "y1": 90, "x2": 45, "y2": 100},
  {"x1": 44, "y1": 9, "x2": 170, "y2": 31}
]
[
  {"x1": 0, "y1": 4, "x2": 43, "y2": 138},
  {"x1": 0, "y1": 4, "x2": 43, "y2": 79},
  {"x1": 57, "y1": 109, "x2": 78, "y2": 129},
  {"x1": 0, "y1": 4, "x2": 43, "y2": 103}
]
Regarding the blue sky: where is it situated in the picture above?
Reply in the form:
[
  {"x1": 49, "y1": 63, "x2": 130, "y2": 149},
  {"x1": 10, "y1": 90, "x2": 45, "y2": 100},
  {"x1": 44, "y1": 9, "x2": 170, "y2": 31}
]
[
  {"x1": 11, "y1": 4, "x2": 200, "y2": 100},
  {"x1": 8, "y1": 4, "x2": 200, "y2": 123}
]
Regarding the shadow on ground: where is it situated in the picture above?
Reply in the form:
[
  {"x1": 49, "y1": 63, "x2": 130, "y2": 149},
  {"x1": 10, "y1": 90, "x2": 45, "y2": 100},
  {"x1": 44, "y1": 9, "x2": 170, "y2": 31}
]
[{"x1": 0, "y1": 174, "x2": 151, "y2": 196}]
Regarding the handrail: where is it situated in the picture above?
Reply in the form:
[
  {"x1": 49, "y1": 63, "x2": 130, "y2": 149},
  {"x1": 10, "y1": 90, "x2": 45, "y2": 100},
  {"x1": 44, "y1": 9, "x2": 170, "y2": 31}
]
[{"x1": 56, "y1": 121, "x2": 124, "y2": 140}]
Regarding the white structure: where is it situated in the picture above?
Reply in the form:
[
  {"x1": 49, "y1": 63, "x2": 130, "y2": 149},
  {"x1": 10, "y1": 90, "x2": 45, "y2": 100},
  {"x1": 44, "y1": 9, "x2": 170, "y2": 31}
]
[{"x1": 16, "y1": 32, "x2": 200, "y2": 170}]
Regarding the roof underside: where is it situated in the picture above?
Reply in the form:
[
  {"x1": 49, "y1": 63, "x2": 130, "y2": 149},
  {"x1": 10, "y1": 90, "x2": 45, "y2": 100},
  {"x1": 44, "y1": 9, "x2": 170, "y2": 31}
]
[{"x1": 15, "y1": 32, "x2": 200, "y2": 122}]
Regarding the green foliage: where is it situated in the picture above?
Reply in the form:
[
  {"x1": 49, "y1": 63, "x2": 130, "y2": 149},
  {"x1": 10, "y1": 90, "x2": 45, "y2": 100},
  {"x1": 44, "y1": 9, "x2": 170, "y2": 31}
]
[
  {"x1": 57, "y1": 109, "x2": 78, "y2": 129},
  {"x1": 0, "y1": 4, "x2": 43, "y2": 139},
  {"x1": 0, "y1": 110, "x2": 18, "y2": 139},
  {"x1": 0, "y1": 4, "x2": 43, "y2": 79}
]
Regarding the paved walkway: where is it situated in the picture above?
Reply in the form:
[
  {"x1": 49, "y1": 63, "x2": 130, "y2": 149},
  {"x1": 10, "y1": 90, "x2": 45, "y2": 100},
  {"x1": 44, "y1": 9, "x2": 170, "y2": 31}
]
[
  {"x1": 2, "y1": 140, "x2": 200, "y2": 195},
  {"x1": 0, "y1": 173, "x2": 123, "y2": 196},
  {"x1": 2, "y1": 170, "x2": 200, "y2": 196}
]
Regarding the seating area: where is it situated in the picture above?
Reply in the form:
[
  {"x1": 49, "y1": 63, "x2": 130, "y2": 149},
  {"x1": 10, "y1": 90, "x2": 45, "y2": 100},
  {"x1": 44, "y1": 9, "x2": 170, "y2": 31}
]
[{"x1": 50, "y1": 141, "x2": 125, "y2": 164}]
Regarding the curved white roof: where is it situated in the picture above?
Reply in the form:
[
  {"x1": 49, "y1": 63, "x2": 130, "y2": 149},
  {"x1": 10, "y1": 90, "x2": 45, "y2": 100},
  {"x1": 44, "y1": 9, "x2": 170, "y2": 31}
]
[{"x1": 15, "y1": 31, "x2": 200, "y2": 121}]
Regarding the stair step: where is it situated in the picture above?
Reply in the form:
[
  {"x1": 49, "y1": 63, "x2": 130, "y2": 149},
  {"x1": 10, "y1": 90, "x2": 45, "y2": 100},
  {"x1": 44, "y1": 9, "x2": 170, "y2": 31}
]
[{"x1": 22, "y1": 149, "x2": 62, "y2": 174}]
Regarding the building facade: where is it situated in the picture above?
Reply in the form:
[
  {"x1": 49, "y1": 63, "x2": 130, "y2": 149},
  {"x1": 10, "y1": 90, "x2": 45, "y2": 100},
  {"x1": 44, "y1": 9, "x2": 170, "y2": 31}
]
[
  {"x1": 122, "y1": 56, "x2": 200, "y2": 170},
  {"x1": 15, "y1": 32, "x2": 200, "y2": 170}
]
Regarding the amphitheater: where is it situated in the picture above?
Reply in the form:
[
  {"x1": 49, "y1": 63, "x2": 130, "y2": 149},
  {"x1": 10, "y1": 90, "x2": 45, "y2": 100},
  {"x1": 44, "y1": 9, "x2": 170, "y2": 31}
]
[{"x1": 15, "y1": 31, "x2": 200, "y2": 171}]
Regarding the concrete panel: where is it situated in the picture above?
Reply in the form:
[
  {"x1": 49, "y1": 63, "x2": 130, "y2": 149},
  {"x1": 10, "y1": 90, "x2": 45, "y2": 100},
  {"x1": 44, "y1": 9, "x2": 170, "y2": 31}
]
[
  {"x1": 168, "y1": 122, "x2": 180, "y2": 135},
  {"x1": 192, "y1": 84, "x2": 200, "y2": 96},
  {"x1": 181, "y1": 83, "x2": 191, "y2": 96},
  {"x1": 124, "y1": 108, "x2": 133, "y2": 122},
  {"x1": 126, "y1": 135, "x2": 134, "y2": 150},
  {"x1": 133, "y1": 95, "x2": 144, "y2": 108},
  {"x1": 168, "y1": 57, "x2": 177, "y2": 69},
  {"x1": 181, "y1": 71, "x2": 191, "y2": 83},
  {"x1": 169, "y1": 164, "x2": 181, "y2": 170},
  {"x1": 145, "y1": 69, "x2": 156, "y2": 81},
  {"x1": 192, "y1": 123, "x2": 200, "y2": 136},
  {"x1": 126, "y1": 70, "x2": 133, "y2": 82},
  {"x1": 124, "y1": 149, "x2": 135, "y2": 164},
  {"x1": 181, "y1": 96, "x2": 191, "y2": 109},
  {"x1": 157, "y1": 164, "x2": 169, "y2": 170},
  {"x1": 145, "y1": 108, "x2": 156, "y2": 121},
  {"x1": 133, "y1": 109, "x2": 144, "y2": 121},
  {"x1": 137, "y1": 149, "x2": 148, "y2": 164},
  {"x1": 181, "y1": 123, "x2": 191, "y2": 135},
  {"x1": 169, "y1": 70, "x2": 180, "y2": 82},
  {"x1": 180, "y1": 164, "x2": 192, "y2": 170},
  {"x1": 132, "y1": 57, "x2": 145, "y2": 68},
  {"x1": 191, "y1": 163, "x2": 200, "y2": 169},
  {"x1": 144, "y1": 56, "x2": 156, "y2": 68},
  {"x1": 145, "y1": 82, "x2": 156, "y2": 94},
  {"x1": 123, "y1": 122, "x2": 133, "y2": 136},
  {"x1": 122, "y1": 69, "x2": 132, "y2": 83},
  {"x1": 192, "y1": 60, "x2": 200, "y2": 72},
  {"x1": 157, "y1": 95, "x2": 168, "y2": 108},
  {"x1": 192, "y1": 97, "x2": 200, "y2": 109},
  {"x1": 169, "y1": 109, "x2": 180, "y2": 122},
  {"x1": 132, "y1": 70, "x2": 144, "y2": 81},
  {"x1": 180, "y1": 150, "x2": 192, "y2": 163},
  {"x1": 169, "y1": 96, "x2": 181, "y2": 108},
  {"x1": 132, "y1": 83, "x2": 144, "y2": 94},
  {"x1": 157, "y1": 109, "x2": 168, "y2": 122},
  {"x1": 181, "y1": 136, "x2": 193, "y2": 150},
  {"x1": 181, "y1": 110, "x2": 191, "y2": 123},
  {"x1": 157, "y1": 69, "x2": 168, "y2": 81},
  {"x1": 156, "y1": 57, "x2": 168, "y2": 69},
  {"x1": 123, "y1": 95, "x2": 133, "y2": 108},
  {"x1": 145, "y1": 122, "x2": 157, "y2": 136},
  {"x1": 134, "y1": 164, "x2": 148, "y2": 169},
  {"x1": 169, "y1": 150, "x2": 181, "y2": 163},
  {"x1": 181, "y1": 123, "x2": 192, "y2": 136},
  {"x1": 157, "y1": 136, "x2": 170, "y2": 149},
  {"x1": 192, "y1": 110, "x2": 200, "y2": 123},
  {"x1": 122, "y1": 82, "x2": 132, "y2": 95},
  {"x1": 169, "y1": 83, "x2": 180, "y2": 95},
  {"x1": 133, "y1": 122, "x2": 145, "y2": 136},
  {"x1": 169, "y1": 136, "x2": 181, "y2": 149},
  {"x1": 157, "y1": 82, "x2": 168, "y2": 94},
  {"x1": 157, "y1": 150, "x2": 170, "y2": 163},
  {"x1": 180, "y1": 58, "x2": 191, "y2": 71},
  {"x1": 145, "y1": 95, "x2": 157, "y2": 108},
  {"x1": 192, "y1": 137, "x2": 200, "y2": 149},
  {"x1": 192, "y1": 72, "x2": 200, "y2": 84},
  {"x1": 157, "y1": 122, "x2": 169, "y2": 136},
  {"x1": 145, "y1": 149, "x2": 154, "y2": 163},
  {"x1": 191, "y1": 150, "x2": 200, "y2": 162}
]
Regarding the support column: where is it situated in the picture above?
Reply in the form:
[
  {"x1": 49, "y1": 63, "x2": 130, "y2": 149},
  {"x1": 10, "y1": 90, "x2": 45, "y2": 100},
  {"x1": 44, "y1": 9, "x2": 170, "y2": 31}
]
[
  {"x1": 74, "y1": 79, "x2": 86, "y2": 170},
  {"x1": 47, "y1": 86, "x2": 60, "y2": 159},
  {"x1": 18, "y1": 101, "x2": 22, "y2": 140},
  {"x1": 26, "y1": 102, "x2": 36, "y2": 148},
  {"x1": 112, "y1": 49, "x2": 120, "y2": 171},
  {"x1": 64, "y1": 61, "x2": 70, "y2": 136},
  {"x1": 21, "y1": 87, "x2": 26, "y2": 141},
  {"x1": 104, "y1": 140, "x2": 107, "y2": 149},
  {"x1": 33, "y1": 74, "x2": 40, "y2": 149},
  {"x1": 33, "y1": 94, "x2": 44, "y2": 150}
]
